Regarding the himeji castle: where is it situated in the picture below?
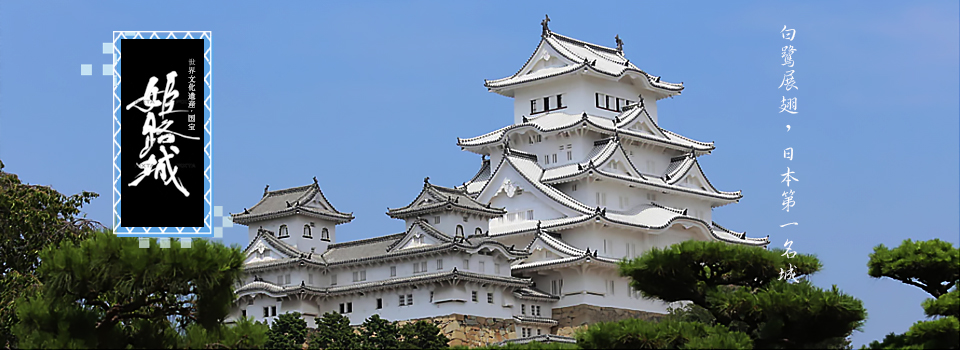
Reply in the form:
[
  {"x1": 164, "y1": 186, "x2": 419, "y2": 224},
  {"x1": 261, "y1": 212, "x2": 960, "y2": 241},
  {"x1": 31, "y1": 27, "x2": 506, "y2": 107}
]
[{"x1": 226, "y1": 18, "x2": 770, "y2": 346}]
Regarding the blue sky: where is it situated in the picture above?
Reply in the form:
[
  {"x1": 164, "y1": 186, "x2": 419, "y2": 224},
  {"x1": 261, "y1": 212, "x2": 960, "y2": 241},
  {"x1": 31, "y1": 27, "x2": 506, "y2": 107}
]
[{"x1": 1, "y1": 1, "x2": 957, "y2": 346}]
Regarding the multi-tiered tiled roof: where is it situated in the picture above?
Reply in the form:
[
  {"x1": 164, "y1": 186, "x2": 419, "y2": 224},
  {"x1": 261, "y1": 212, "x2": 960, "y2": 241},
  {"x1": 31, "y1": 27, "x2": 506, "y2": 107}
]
[
  {"x1": 387, "y1": 177, "x2": 506, "y2": 219},
  {"x1": 232, "y1": 178, "x2": 354, "y2": 225},
  {"x1": 484, "y1": 30, "x2": 683, "y2": 97}
]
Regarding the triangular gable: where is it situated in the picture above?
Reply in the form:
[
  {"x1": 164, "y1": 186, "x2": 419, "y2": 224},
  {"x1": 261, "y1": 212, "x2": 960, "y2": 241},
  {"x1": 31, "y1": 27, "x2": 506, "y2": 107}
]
[
  {"x1": 521, "y1": 43, "x2": 573, "y2": 76},
  {"x1": 522, "y1": 244, "x2": 566, "y2": 264},
  {"x1": 387, "y1": 221, "x2": 452, "y2": 252},
  {"x1": 588, "y1": 140, "x2": 645, "y2": 181},
  {"x1": 477, "y1": 155, "x2": 585, "y2": 217},
  {"x1": 301, "y1": 190, "x2": 333, "y2": 212},
  {"x1": 595, "y1": 143, "x2": 643, "y2": 179},
  {"x1": 670, "y1": 159, "x2": 726, "y2": 193},
  {"x1": 244, "y1": 234, "x2": 300, "y2": 264},
  {"x1": 619, "y1": 106, "x2": 667, "y2": 139}
]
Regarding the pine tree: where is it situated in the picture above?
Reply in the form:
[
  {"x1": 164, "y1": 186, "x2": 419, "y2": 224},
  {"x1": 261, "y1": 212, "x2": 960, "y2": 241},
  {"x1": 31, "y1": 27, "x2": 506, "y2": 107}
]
[
  {"x1": 12, "y1": 232, "x2": 246, "y2": 348},
  {"x1": 399, "y1": 320, "x2": 451, "y2": 349},
  {"x1": 610, "y1": 240, "x2": 865, "y2": 349},
  {"x1": 0, "y1": 160, "x2": 100, "y2": 349},
  {"x1": 865, "y1": 239, "x2": 960, "y2": 349},
  {"x1": 265, "y1": 312, "x2": 309, "y2": 349},
  {"x1": 360, "y1": 314, "x2": 401, "y2": 349},
  {"x1": 308, "y1": 312, "x2": 359, "y2": 350}
]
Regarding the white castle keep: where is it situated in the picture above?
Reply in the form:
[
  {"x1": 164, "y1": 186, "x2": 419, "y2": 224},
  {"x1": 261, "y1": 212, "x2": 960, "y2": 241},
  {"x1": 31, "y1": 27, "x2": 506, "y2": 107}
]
[{"x1": 226, "y1": 19, "x2": 770, "y2": 344}]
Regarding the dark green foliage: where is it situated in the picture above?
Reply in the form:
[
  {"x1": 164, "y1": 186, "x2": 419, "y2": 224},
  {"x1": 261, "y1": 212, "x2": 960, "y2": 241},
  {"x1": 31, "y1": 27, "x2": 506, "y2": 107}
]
[
  {"x1": 451, "y1": 342, "x2": 579, "y2": 349},
  {"x1": 398, "y1": 320, "x2": 451, "y2": 349},
  {"x1": 12, "y1": 231, "x2": 246, "y2": 348},
  {"x1": 923, "y1": 287, "x2": 959, "y2": 319},
  {"x1": 868, "y1": 239, "x2": 959, "y2": 298},
  {"x1": 360, "y1": 314, "x2": 402, "y2": 349},
  {"x1": 618, "y1": 240, "x2": 865, "y2": 349},
  {"x1": 575, "y1": 318, "x2": 751, "y2": 349},
  {"x1": 0, "y1": 160, "x2": 100, "y2": 348},
  {"x1": 181, "y1": 316, "x2": 269, "y2": 349},
  {"x1": 865, "y1": 239, "x2": 960, "y2": 349},
  {"x1": 308, "y1": 312, "x2": 359, "y2": 350},
  {"x1": 265, "y1": 312, "x2": 309, "y2": 349}
]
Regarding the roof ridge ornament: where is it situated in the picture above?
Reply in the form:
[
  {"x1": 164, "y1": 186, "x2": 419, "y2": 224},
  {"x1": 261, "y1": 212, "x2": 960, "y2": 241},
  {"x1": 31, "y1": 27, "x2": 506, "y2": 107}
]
[
  {"x1": 615, "y1": 34, "x2": 623, "y2": 54},
  {"x1": 522, "y1": 115, "x2": 528, "y2": 123},
  {"x1": 313, "y1": 176, "x2": 318, "y2": 184},
  {"x1": 263, "y1": 184, "x2": 270, "y2": 197},
  {"x1": 424, "y1": 177, "x2": 430, "y2": 185},
  {"x1": 541, "y1": 14, "x2": 550, "y2": 37}
]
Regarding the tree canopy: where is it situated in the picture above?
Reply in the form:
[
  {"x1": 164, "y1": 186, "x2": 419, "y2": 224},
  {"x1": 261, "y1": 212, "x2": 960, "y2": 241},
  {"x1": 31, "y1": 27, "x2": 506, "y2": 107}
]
[
  {"x1": 616, "y1": 240, "x2": 865, "y2": 349},
  {"x1": 308, "y1": 312, "x2": 360, "y2": 350},
  {"x1": 0, "y1": 160, "x2": 101, "y2": 348},
  {"x1": 265, "y1": 312, "x2": 309, "y2": 349},
  {"x1": 12, "y1": 232, "x2": 246, "y2": 349},
  {"x1": 865, "y1": 239, "x2": 960, "y2": 349}
]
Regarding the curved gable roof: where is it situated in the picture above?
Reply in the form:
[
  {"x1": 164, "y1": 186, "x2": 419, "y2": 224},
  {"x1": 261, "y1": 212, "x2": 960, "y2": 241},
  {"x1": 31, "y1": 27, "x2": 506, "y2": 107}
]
[{"x1": 233, "y1": 180, "x2": 354, "y2": 225}]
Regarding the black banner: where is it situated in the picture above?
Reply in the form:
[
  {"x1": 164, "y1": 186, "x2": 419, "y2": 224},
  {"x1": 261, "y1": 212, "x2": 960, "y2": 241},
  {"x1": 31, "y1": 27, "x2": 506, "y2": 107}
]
[{"x1": 121, "y1": 39, "x2": 204, "y2": 228}]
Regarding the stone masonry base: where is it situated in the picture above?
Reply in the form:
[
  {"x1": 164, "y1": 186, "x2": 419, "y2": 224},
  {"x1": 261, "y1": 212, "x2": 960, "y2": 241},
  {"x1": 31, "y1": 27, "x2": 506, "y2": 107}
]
[{"x1": 551, "y1": 304, "x2": 666, "y2": 337}]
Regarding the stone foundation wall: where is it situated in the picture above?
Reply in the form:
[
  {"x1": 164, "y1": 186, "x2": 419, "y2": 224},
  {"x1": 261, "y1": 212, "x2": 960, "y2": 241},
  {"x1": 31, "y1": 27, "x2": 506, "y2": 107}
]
[
  {"x1": 394, "y1": 314, "x2": 518, "y2": 347},
  {"x1": 552, "y1": 304, "x2": 665, "y2": 337}
]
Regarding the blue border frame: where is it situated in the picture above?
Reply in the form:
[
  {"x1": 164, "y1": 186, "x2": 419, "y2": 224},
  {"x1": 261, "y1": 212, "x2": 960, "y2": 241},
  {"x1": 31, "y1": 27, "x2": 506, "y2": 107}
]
[{"x1": 112, "y1": 31, "x2": 213, "y2": 237}]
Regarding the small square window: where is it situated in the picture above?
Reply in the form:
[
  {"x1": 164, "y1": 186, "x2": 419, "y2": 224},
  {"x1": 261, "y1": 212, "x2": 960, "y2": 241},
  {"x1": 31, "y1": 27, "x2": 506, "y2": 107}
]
[
  {"x1": 407, "y1": 294, "x2": 413, "y2": 306},
  {"x1": 552, "y1": 154, "x2": 557, "y2": 163},
  {"x1": 567, "y1": 151, "x2": 572, "y2": 160},
  {"x1": 263, "y1": 307, "x2": 269, "y2": 318},
  {"x1": 242, "y1": 309, "x2": 247, "y2": 317},
  {"x1": 471, "y1": 291, "x2": 478, "y2": 302},
  {"x1": 463, "y1": 259, "x2": 470, "y2": 270},
  {"x1": 331, "y1": 274, "x2": 338, "y2": 286},
  {"x1": 390, "y1": 266, "x2": 397, "y2": 277},
  {"x1": 271, "y1": 306, "x2": 276, "y2": 316},
  {"x1": 377, "y1": 298, "x2": 383, "y2": 309},
  {"x1": 437, "y1": 259, "x2": 443, "y2": 270},
  {"x1": 434, "y1": 216, "x2": 440, "y2": 224},
  {"x1": 487, "y1": 292, "x2": 494, "y2": 304},
  {"x1": 495, "y1": 263, "x2": 501, "y2": 274},
  {"x1": 521, "y1": 304, "x2": 526, "y2": 315},
  {"x1": 430, "y1": 291, "x2": 434, "y2": 302},
  {"x1": 399, "y1": 295, "x2": 406, "y2": 306}
]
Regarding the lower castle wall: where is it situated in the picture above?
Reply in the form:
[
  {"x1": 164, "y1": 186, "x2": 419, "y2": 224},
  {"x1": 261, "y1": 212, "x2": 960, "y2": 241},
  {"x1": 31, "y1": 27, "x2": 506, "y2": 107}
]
[
  {"x1": 395, "y1": 314, "x2": 516, "y2": 347},
  {"x1": 306, "y1": 306, "x2": 665, "y2": 347},
  {"x1": 551, "y1": 304, "x2": 665, "y2": 337}
]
